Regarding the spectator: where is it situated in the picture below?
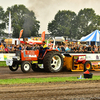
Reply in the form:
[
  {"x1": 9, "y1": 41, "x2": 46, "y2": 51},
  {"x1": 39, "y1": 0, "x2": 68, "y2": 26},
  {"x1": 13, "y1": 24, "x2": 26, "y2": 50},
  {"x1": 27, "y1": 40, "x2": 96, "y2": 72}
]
[
  {"x1": 0, "y1": 43, "x2": 5, "y2": 52},
  {"x1": 71, "y1": 45, "x2": 75, "y2": 53},
  {"x1": 83, "y1": 46, "x2": 87, "y2": 53},
  {"x1": 57, "y1": 46, "x2": 61, "y2": 51},
  {"x1": 3, "y1": 41, "x2": 6, "y2": 47},
  {"x1": 78, "y1": 45, "x2": 83, "y2": 52},
  {"x1": 10, "y1": 44, "x2": 16, "y2": 52},
  {"x1": 73, "y1": 46, "x2": 78, "y2": 52},
  {"x1": 98, "y1": 46, "x2": 100, "y2": 52},
  {"x1": 61, "y1": 45, "x2": 65, "y2": 52},
  {"x1": 53, "y1": 45, "x2": 57, "y2": 50},
  {"x1": 65, "y1": 45, "x2": 69, "y2": 50},
  {"x1": 48, "y1": 44, "x2": 53, "y2": 49},
  {"x1": 5, "y1": 46, "x2": 9, "y2": 53},
  {"x1": 94, "y1": 46, "x2": 98, "y2": 53},
  {"x1": 87, "y1": 45, "x2": 91, "y2": 52},
  {"x1": 91, "y1": 46, "x2": 94, "y2": 53},
  {"x1": 26, "y1": 44, "x2": 33, "y2": 50},
  {"x1": 19, "y1": 45, "x2": 22, "y2": 50},
  {"x1": 65, "y1": 45, "x2": 71, "y2": 52}
]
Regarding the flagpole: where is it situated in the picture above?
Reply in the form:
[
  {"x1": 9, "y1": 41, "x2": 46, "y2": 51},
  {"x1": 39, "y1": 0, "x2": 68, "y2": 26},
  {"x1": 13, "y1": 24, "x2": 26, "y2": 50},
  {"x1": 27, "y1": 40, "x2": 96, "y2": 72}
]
[
  {"x1": 8, "y1": 11, "x2": 11, "y2": 45},
  {"x1": 9, "y1": 11, "x2": 11, "y2": 35}
]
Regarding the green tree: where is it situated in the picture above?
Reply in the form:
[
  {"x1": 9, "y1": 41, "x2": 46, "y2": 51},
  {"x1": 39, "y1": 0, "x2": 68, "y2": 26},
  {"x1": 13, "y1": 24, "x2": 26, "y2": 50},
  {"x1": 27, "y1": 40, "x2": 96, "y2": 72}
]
[
  {"x1": 48, "y1": 10, "x2": 76, "y2": 38},
  {"x1": 0, "y1": 6, "x2": 6, "y2": 35},
  {"x1": 76, "y1": 8, "x2": 100, "y2": 39},
  {"x1": 5, "y1": 5, "x2": 40, "y2": 38}
]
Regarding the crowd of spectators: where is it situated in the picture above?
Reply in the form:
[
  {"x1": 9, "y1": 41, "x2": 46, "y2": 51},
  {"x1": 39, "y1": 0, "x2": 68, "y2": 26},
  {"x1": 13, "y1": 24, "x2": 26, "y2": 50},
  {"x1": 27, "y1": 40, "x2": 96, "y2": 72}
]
[
  {"x1": 0, "y1": 42, "x2": 40, "y2": 53},
  {"x1": 0, "y1": 41, "x2": 100, "y2": 53},
  {"x1": 48, "y1": 43, "x2": 100, "y2": 53}
]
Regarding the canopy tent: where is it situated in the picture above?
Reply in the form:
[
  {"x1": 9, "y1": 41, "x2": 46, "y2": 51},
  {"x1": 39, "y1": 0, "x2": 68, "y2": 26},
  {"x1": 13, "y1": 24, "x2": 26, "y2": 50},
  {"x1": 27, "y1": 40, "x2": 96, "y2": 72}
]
[{"x1": 79, "y1": 30, "x2": 100, "y2": 42}]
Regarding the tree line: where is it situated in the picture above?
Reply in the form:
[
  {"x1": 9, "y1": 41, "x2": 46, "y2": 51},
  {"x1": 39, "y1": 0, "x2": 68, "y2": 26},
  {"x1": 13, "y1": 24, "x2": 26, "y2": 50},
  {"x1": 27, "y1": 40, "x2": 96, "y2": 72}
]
[
  {"x1": 48, "y1": 9, "x2": 100, "y2": 39},
  {"x1": 0, "y1": 4, "x2": 100, "y2": 39}
]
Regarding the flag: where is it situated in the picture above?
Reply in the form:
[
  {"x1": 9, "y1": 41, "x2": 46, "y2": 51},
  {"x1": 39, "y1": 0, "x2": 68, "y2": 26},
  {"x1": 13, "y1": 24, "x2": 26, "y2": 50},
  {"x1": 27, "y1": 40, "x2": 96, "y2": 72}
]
[
  {"x1": 41, "y1": 31, "x2": 45, "y2": 41},
  {"x1": 19, "y1": 29, "x2": 23, "y2": 39}
]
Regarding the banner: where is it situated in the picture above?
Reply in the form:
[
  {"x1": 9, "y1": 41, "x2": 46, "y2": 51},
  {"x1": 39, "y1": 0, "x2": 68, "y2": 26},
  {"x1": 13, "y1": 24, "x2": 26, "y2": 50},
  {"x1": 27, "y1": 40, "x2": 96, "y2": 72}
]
[
  {"x1": 70, "y1": 53, "x2": 100, "y2": 61},
  {"x1": 0, "y1": 53, "x2": 15, "y2": 61}
]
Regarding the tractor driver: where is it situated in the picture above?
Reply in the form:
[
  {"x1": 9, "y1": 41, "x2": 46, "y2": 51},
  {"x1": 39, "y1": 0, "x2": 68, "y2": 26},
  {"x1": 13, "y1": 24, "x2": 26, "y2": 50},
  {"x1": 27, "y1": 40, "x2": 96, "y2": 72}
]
[
  {"x1": 39, "y1": 41, "x2": 48, "y2": 58},
  {"x1": 42, "y1": 41, "x2": 47, "y2": 48}
]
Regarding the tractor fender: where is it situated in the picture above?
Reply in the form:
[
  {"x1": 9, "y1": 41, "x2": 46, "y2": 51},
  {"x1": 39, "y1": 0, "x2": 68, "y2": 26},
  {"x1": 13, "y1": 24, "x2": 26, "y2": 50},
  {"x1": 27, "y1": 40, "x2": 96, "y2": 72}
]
[{"x1": 40, "y1": 49, "x2": 59, "y2": 59}]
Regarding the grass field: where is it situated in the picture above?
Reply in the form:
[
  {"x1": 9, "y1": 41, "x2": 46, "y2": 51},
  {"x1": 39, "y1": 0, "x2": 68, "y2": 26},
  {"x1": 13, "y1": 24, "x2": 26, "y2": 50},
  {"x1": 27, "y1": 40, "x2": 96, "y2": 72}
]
[
  {"x1": 0, "y1": 61, "x2": 7, "y2": 67},
  {"x1": 0, "y1": 76, "x2": 100, "y2": 84},
  {"x1": 0, "y1": 62, "x2": 100, "y2": 84}
]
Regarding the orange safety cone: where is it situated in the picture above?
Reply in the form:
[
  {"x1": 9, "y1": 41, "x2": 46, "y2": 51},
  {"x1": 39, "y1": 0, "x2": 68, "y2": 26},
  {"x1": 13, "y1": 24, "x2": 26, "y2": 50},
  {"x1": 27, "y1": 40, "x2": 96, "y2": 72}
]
[{"x1": 84, "y1": 70, "x2": 90, "y2": 74}]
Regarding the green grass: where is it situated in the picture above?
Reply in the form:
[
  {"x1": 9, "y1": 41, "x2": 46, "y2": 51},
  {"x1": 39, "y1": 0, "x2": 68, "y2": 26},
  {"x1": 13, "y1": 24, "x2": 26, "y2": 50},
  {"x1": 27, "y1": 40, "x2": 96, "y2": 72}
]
[
  {"x1": 0, "y1": 62, "x2": 100, "y2": 84},
  {"x1": 0, "y1": 75, "x2": 100, "y2": 85},
  {"x1": 0, "y1": 61, "x2": 7, "y2": 66}
]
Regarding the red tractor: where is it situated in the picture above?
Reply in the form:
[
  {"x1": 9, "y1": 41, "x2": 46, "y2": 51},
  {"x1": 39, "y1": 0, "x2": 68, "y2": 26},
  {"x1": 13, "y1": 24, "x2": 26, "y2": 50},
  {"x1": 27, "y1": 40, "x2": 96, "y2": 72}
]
[{"x1": 6, "y1": 48, "x2": 64, "y2": 73}]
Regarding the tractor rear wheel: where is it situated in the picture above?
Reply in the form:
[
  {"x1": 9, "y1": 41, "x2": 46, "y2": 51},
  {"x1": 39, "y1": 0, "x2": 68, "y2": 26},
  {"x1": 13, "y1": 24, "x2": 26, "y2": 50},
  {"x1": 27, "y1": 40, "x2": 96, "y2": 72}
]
[
  {"x1": 43, "y1": 51, "x2": 63, "y2": 72},
  {"x1": 9, "y1": 64, "x2": 19, "y2": 71},
  {"x1": 84, "y1": 61, "x2": 92, "y2": 71},
  {"x1": 21, "y1": 61, "x2": 31, "y2": 73}
]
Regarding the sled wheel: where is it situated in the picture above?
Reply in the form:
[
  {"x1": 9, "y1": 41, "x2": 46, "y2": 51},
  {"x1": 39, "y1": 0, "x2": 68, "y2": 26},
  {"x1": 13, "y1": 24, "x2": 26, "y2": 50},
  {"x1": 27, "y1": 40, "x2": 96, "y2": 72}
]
[
  {"x1": 43, "y1": 51, "x2": 63, "y2": 72},
  {"x1": 84, "y1": 61, "x2": 92, "y2": 71},
  {"x1": 9, "y1": 64, "x2": 19, "y2": 71},
  {"x1": 21, "y1": 61, "x2": 31, "y2": 73}
]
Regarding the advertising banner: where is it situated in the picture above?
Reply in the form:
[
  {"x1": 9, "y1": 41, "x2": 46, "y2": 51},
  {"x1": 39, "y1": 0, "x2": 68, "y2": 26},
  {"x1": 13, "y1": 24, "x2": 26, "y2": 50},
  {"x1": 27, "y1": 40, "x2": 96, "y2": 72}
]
[
  {"x1": 0, "y1": 53, "x2": 15, "y2": 61},
  {"x1": 70, "y1": 53, "x2": 100, "y2": 61}
]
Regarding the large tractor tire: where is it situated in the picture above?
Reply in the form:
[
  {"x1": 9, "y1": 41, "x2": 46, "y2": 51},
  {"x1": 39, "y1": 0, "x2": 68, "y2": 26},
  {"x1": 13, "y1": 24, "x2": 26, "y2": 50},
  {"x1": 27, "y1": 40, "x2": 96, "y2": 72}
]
[
  {"x1": 9, "y1": 64, "x2": 19, "y2": 71},
  {"x1": 32, "y1": 64, "x2": 44, "y2": 72},
  {"x1": 21, "y1": 61, "x2": 31, "y2": 73},
  {"x1": 43, "y1": 51, "x2": 63, "y2": 72},
  {"x1": 84, "y1": 61, "x2": 92, "y2": 71}
]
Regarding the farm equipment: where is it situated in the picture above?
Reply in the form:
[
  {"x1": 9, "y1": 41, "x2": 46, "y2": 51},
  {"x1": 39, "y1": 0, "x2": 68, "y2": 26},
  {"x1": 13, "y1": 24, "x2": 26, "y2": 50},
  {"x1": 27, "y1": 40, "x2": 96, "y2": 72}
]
[
  {"x1": 6, "y1": 49, "x2": 100, "y2": 73},
  {"x1": 63, "y1": 53, "x2": 100, "y2": 72},
  {"x1": 6, "y1": 49, "x2": 64, "y2": 73},
  {"x1": 63, "y1": 53, "x2": 90, "y2": 72}
]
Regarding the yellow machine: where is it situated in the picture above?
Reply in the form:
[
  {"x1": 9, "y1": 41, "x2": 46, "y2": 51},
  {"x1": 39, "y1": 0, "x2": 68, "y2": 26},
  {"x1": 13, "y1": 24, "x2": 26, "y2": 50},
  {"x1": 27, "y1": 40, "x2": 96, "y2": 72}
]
[{"x1": 63, "y1": 53, "x2": 100, "y2": 72}]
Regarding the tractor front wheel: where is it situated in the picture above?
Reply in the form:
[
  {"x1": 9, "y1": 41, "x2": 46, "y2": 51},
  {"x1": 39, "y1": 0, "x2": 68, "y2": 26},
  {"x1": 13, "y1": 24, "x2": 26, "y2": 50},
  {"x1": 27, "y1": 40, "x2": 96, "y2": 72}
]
[
  {"x1": 21, "y1": 61, "x2": 31, "y2": 73},
  {"x1": 9, "y1": 64, "x2": 19, "y2": 71}
]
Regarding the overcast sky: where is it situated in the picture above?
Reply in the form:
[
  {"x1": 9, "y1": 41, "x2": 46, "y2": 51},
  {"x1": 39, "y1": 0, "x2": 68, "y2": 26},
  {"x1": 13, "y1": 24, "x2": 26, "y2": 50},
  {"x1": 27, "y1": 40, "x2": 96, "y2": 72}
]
[{"x1": 0, "y1": 0, "x2": 100, "y2": 34}]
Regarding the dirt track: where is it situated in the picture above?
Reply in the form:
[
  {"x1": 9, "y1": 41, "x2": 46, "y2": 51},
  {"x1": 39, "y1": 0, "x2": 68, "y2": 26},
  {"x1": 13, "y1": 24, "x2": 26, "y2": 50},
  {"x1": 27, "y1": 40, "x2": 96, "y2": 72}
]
[
  {"x1": 0, "y1": 67, "x2": 100, "y2": 100},
  {"x1": 1, "y1": 67, "x2": 100, "y2": 79}
]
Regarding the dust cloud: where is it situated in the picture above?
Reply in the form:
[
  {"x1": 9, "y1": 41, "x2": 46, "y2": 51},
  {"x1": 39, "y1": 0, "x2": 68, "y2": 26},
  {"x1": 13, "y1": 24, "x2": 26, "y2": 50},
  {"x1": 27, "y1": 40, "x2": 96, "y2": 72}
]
[{"x1": 27, "y1": 0, "x2": 100, "y2": 34}]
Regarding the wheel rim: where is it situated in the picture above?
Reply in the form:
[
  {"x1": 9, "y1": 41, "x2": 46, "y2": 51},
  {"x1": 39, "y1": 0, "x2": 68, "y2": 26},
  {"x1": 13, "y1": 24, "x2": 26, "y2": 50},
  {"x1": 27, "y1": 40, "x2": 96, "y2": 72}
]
[
  {"x1": 51, "y1": 55, "x2": 61, "y2": 70},
  {"x1": 24, "y1": 64, "x2": 30, "y2": 71},
  {"x1": 86, "y1": 63, "x2": 90, "y2": 70},
  {"x1": 12, "y1": 66, "x2": 17, "y2": 70}
]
